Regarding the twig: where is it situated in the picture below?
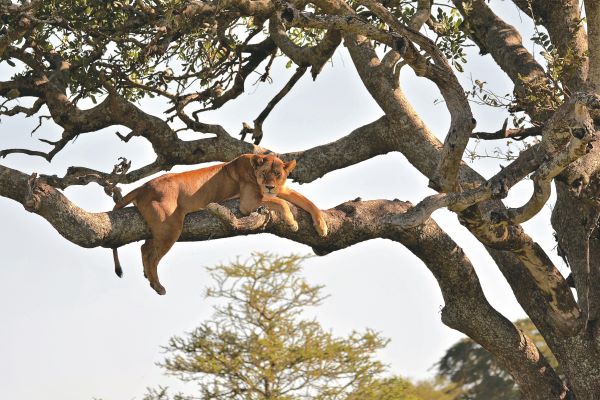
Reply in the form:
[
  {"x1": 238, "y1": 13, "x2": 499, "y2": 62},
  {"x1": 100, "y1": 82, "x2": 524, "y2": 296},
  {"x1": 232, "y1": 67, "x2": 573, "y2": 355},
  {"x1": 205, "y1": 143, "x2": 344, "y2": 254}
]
[{"x1": 240, "y1": 66, "x2": 307, "y2": 145}]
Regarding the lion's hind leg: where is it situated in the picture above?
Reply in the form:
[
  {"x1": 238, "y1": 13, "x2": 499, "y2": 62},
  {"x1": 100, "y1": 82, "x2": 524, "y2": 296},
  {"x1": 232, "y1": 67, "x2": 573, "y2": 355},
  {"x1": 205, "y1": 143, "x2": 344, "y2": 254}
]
[
  {"x1": 141, "y1": 233, "x2": 181, "y2": 295},
  {"x1": 141, "y1": 213, "x2": 184, "y2": 295},
  {"x1": 137, "y1": 195, "x2": 184, "y2": 295}
]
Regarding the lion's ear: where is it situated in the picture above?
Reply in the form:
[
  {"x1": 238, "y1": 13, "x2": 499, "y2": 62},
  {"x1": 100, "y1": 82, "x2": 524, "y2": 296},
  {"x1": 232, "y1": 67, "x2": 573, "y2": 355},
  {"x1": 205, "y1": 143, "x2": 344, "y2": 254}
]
[
  {"x1": 251, "y1": 155, "x2": 264, "y2": 169},
  {"x1": 284, "y1": 159, "x2": 297, "y2": 174}
]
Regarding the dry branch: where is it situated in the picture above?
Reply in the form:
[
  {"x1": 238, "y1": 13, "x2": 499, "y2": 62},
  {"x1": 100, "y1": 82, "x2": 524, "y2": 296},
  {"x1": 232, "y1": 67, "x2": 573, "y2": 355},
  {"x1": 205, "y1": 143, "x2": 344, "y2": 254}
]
[{"x1": 240, "y1": 66, "x2": 308, "y2": 145}]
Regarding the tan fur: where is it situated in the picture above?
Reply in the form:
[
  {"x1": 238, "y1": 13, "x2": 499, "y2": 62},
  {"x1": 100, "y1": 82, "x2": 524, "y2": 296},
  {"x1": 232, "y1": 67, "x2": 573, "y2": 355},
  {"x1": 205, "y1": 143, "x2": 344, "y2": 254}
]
[{"x1": 113, "y1": 154, "x2": 327, "y2": 295}]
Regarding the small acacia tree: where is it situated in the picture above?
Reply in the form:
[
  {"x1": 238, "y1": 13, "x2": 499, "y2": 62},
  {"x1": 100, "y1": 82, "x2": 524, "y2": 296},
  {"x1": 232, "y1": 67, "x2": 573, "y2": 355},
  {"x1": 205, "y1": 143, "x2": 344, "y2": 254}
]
[
  {"x1": 146, "y1": 253, "x2": 391, "y2": 400},
  {"x1": 2, "y1": 1, "x2": 600, "y2": 398}
]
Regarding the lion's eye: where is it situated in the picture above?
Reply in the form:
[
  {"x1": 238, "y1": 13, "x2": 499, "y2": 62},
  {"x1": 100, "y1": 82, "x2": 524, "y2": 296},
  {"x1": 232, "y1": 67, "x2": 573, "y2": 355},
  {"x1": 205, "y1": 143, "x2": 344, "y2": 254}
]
[{"x1": 275, "y1": 172, "x2": 281, "y2": 178}]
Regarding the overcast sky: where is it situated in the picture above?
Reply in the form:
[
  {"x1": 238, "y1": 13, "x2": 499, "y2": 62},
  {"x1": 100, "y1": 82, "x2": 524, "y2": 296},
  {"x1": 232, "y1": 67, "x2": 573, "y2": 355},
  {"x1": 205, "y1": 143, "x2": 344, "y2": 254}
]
[{"x1": 0, "y1": 2, "x2": 570, "y2": 399}]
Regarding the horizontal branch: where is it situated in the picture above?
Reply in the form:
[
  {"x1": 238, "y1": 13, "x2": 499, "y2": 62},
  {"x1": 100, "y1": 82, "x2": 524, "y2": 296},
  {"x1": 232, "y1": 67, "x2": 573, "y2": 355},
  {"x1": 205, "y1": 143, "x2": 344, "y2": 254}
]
[
  {"x1": 0, "y1": 162, "x2": 413, "y2": 254},
  {"x1": 471, "y1": 120, "x2": 543, "y2": 140}
]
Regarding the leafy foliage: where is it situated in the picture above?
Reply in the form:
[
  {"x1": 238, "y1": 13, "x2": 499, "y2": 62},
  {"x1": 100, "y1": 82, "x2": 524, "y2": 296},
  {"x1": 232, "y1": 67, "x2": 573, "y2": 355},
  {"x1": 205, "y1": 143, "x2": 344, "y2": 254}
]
[
  {"x1": 148, "y1": 253, "x2": 394, "y2": 400},
  {"x1": 347, "y1": 376, "x2": 462, "y2": 400},
  {"x1": 431, "y1": 7, "x2": 468, "y2": 72}
]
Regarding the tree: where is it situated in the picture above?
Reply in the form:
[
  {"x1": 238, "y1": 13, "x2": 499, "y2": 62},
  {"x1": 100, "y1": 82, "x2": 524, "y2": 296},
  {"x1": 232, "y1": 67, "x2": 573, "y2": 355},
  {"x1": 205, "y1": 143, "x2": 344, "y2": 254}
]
[
  {"x1": 346, "y1": 377, "x2": 461, "y2": 400},
  {"x1": 435, "y1": 319, "x2": 558, "y2": 400},
  {"x1": 1, "y1": 0, "x2": 600, "y2": 398},
  {"x1": 145, "y1": 253, "x2": 456, "y2": 400},
  {"x1": 144, "y1": 253, "x2": 391, "y2": 399}
]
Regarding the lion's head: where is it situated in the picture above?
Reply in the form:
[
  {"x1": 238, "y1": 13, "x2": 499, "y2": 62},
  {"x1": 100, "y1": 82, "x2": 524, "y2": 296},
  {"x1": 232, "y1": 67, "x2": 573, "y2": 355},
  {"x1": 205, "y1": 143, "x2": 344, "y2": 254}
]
[{"x1": 251, "y1": 154, "x2": 296, "y2": 197}]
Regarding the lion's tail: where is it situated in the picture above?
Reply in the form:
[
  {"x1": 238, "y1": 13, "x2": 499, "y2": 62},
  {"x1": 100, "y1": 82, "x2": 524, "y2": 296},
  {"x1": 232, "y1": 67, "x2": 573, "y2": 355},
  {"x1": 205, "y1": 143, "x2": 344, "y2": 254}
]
[{"x1": 112, "y1": 187, "x2": 142, "y2": 278}]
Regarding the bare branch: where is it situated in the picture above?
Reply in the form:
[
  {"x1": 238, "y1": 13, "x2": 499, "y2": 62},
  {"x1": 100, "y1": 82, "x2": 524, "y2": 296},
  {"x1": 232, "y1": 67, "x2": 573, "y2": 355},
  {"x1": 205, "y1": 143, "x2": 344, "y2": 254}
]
[
  {"x1": 503, "y1": 121, "x2": 597, "y2": 225},
  {"x1": 0, "y1": 147, "x2": 50, "y2": 160},
  {"x1": 240, "y1": 66, "x2": 307, "y2": 145},
  {"x1": 388, "y1": 180, "x2": 507, "y2": 229},
  {"x1": 40, "y1": 158, "x2": 163, "y2": 191},
  {"x1": 471, "y1": 119, "x2": 543, "y2": 140},
  {"x1": 0, "y1": 98, "x2": 45, "y2": 117}
]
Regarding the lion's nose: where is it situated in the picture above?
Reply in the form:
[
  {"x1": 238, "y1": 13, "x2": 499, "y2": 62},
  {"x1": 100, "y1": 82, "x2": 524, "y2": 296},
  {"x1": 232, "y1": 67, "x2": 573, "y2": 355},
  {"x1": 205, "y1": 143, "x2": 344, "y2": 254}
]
[{"x1": 265, "y1": 185, "x2": 275, "y2": 191}]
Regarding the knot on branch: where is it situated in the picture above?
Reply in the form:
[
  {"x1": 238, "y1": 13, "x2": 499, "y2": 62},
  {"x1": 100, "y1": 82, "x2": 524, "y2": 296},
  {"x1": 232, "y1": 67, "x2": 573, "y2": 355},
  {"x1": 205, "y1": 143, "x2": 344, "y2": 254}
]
[
  {"x1": 572, "y1": 127, "x2": 587, "y2": 140},
  {"x1": 440, "y1": 303, "x2": 469, "y2": 331},
  {"x1": 281, "y1": 6, "x2": 295, "y2": 22},
  {"x1": 393, "y1": 36, "x2": 407, "y2": 54},
  {"x1": 24, "y1": 173, "x2": 44, "y2": 212},
  {"x1": 585, "y1": 93, "x2": 600, "y2": 110},
  {"x1": 206, "y1": 203, "x2": 271, "y2": 231},
  {"x1": 239, "y1": 121, "x2": 263, "y2": 145},
  {"x1": 568, "y1": 174, "x2": 590, "y2": 197},
  {"x1": 105, "y1": 157, "x2": 131, "y2": 204},
  {"x1": 488, "y1": 210, "x2": 509, "y2": 226},
  {"x1": 487, "y1": 178, "x2": 509, "y2": 200}
]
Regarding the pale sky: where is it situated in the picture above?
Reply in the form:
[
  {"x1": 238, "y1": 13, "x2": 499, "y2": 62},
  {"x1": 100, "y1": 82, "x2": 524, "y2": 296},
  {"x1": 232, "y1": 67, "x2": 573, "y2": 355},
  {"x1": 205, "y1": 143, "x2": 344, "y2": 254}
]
[{"x1": 0, "y1": 2, "x2": 568, "y2": 399}]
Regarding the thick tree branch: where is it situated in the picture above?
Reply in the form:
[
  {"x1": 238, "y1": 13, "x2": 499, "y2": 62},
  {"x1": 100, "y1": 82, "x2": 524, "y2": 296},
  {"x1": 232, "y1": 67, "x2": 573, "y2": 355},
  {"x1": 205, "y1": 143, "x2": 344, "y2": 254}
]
[
  {"x1": 452, "y1": 0, "x2": 549, "y2": 120},
  {"x1": 512, "y1": 0, "x2": 588, "y2": 92},
  {"x1": 355, "y1": 0, "x2": 475, "y2": 192},
  {"x1": 406, "y1": 218, "x2": 568, "y2": 400},
  {"x1": 344, "y1": 29, "x2": 581, "y2": 339},
  {"x1": 586, "y1": 0, "x2": 600, "y2": 90}
]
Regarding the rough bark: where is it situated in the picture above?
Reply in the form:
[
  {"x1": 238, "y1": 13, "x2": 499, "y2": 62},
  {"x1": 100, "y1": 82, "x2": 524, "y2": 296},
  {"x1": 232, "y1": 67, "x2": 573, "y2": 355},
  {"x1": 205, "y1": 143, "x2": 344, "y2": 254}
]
[
  {"x1": 586, "y1": 0, "x2": 600, "y2": 90},
  {"x1": 512, "y1": 0, "x2": 588, "y2": 91}
]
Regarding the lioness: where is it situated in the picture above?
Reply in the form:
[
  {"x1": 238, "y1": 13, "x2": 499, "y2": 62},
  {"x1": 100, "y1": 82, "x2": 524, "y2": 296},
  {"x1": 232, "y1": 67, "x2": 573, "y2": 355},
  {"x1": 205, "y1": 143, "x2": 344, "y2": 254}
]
[{"x1": 113, "y1": 153, "x2": 328, "y2": 295}]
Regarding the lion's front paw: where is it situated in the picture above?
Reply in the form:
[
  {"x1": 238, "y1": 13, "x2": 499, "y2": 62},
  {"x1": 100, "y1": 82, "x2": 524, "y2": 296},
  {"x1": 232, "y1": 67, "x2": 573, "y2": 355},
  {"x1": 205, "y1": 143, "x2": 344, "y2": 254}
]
[
  {"x1": 315, "y1": 217, "x2": 328, "y2": 237},
  {"x1": 288, "y1": 219, "x2": 299, "y2": 232}
]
